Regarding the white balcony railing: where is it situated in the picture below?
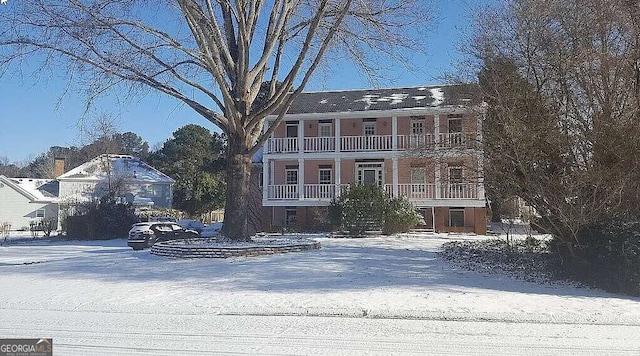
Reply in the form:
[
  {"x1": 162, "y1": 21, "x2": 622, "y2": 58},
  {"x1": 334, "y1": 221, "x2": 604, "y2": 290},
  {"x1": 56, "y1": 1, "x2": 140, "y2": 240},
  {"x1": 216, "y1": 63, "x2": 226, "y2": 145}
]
[
  {"x1": 304, "y1": 137, "x2": 335, "y2": 152},
  {"x1": 340, "y1": 135, "x2": 394, "y2": 152},
  {"x1": 265, "y1": 133, "x2": 477, "y2": 154},
  {"x1": 266, "y1": 183, "x2": 480, "y2": 201},
  {"x1": 440, "y1": 183, "x2": 478, "y2": 199},
  {"x1": 267, "y1": 184, "x2": 299, "y2": 200},
  {"x1": 267, "y1": 137, "x2": 299, "y2": 153}
]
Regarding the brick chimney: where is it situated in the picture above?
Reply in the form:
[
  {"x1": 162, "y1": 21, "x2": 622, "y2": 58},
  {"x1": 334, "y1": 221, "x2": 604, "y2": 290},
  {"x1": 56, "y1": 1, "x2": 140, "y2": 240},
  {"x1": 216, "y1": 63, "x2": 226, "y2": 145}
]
[{"x1": 54, "y1": 157, "x2": 65, "y2": 178}]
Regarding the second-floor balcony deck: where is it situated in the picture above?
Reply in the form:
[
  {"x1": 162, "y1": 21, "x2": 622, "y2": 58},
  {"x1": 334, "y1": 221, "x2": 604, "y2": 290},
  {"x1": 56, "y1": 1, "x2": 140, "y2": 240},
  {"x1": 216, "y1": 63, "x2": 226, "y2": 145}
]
[
  {"x1": 265, "y1": 133, "x2": 477, "y2": 154},
  {"x1": 265, "y1": 182, "x2": 480, "y2": 202}
]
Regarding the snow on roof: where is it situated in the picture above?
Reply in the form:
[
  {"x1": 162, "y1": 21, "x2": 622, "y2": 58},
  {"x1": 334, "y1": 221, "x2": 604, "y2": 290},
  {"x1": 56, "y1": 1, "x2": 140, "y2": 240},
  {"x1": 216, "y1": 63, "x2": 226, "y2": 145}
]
[
  {"x1": 279, "y1": 84, "x2": 481, "y2": 115},
  {"x1": 0, "y1": 175, "x2": 59, "y2": 202},
  {"x1": 57, "y1": 154, "x2": 174, "y2": 184}
]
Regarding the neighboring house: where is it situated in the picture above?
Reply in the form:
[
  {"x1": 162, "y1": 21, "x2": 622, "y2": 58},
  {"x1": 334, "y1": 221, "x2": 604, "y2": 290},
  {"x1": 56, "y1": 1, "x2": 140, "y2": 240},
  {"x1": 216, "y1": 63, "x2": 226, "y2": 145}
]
[
  {"x1": 0, "y1": 175, "x2": 59, "y2": 230},
  {"x1": 57, "y1": 154, "x2": 174, "y2": 208},
  {"x1": 0, "y1": 155, "x2": 175, "y2": 232},
  {"x1": 260, "y1": 84, "x2": 487, "y2": 234}
]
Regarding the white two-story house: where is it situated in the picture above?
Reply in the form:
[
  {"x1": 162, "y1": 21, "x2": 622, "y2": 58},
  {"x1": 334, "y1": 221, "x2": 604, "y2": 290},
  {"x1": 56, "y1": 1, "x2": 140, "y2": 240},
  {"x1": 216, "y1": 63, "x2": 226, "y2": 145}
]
[{"x1": 260, "y1": 84, "x2": 487, "y2": 234}]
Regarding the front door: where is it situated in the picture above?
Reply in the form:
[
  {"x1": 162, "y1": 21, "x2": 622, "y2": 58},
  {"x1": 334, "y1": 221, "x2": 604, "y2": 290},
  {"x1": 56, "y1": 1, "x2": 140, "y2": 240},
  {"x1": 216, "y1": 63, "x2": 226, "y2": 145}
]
[{"x1": 357, "y1": 162, "x2": 384, "y2": 187}]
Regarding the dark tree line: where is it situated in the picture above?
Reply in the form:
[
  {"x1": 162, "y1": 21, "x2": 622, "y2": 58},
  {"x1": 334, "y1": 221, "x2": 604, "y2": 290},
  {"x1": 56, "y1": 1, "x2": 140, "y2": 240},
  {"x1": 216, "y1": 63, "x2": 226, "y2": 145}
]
[{"x1": 472, "y1": 0, "x2": 640, "y2": 255}]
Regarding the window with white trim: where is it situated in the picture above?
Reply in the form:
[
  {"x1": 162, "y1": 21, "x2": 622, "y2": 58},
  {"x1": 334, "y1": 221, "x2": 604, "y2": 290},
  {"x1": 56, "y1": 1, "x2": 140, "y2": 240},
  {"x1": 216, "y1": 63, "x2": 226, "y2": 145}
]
[
  {"x1": 285, "y1": 207, "x2": 297, "y2": 226},
  {"x1": 411, "y1": 118, "x2": 425, "y2": 135},
  {"x1": 319, "y1": 169, "x2": 332, "y2": 184},
  {"x1": 449, "y1": 208, "x2": 465, "y2": 227},
  {"x1": 448, "y1": 116, "x2": 463, "y2": 147},
  {"x1": 411, "y1": 167, "x2": 426, "y2": 193},
  {"x1": 448, "y1": 116, "x2": 463, "y2": 133},
  {"x1": 36, "y1": 208, "x2": 46, "y2": 218},
  {"x1": 319, "y1": 123, "x2": 333, "y2": 137},
  {"x1": 286, "y1": 169, "x2": 298, "y2": 185},
  {"x1": 363, "y1": 122, "x2": 376, "y2": 136},
  {"x1": 449, "y1": 166, "x2": 463, "y2": 183},
  {"x1": 286, "y1": 122, "x2": 299, "y2": 137}
]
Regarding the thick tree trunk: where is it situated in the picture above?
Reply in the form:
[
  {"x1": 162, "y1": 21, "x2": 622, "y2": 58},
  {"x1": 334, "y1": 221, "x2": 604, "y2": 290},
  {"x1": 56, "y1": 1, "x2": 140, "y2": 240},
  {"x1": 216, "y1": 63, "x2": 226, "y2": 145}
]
[{"x1": 222, "y1": 135, "x2": 254, "y2": 241}]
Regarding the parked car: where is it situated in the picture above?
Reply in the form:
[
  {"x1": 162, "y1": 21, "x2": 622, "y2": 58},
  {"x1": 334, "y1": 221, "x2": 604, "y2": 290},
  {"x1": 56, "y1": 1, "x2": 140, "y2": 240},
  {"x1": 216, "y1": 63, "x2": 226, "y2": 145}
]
[
  {"x1": 128, "y1": 222, "x2": 199, "y2": 250},
  {"x1": 177, "y1": 219, "x2": 206, "y2": 233},
  {"x1": 149, "y1": 216, "x2": 177, "y2": 223}
]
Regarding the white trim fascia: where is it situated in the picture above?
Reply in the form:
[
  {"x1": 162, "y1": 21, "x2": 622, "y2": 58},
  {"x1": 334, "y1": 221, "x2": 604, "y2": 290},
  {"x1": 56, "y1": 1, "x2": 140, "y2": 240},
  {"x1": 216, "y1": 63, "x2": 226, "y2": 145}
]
[{"x1": 265, "y1": 106, "x2": 482, "y2": 122}]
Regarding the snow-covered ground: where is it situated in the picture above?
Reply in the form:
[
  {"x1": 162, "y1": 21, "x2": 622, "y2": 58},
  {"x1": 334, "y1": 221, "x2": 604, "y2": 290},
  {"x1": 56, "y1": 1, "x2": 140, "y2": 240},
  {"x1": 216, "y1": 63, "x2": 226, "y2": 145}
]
[{"x1": 1, "y1": 232, "x2": 639, "y2": 355}]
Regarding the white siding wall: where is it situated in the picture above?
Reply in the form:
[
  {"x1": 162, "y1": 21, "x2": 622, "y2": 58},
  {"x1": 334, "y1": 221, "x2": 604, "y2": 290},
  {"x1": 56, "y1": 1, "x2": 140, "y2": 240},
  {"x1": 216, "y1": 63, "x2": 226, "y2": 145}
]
[
  {"x1": 0, "y1": 185, "x2": 58, "y2": 230},
  {"x1": 58, "y1": 181, "x2": 97, "y2": 204},
  {"x1": 59, "y1": 180, "x2": 173, "y2": 208}
]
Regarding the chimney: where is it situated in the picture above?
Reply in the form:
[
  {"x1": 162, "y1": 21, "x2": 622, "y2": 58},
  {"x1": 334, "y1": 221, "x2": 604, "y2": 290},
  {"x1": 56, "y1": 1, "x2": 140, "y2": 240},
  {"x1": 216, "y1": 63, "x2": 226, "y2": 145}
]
[{"x1": 54, "y1": 157, "x2": 66, "y2": 178}]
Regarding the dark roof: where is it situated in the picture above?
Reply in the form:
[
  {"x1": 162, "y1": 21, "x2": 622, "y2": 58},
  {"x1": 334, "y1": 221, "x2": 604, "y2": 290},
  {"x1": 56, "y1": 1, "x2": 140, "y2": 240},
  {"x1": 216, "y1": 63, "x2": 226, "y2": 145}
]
[{"x1": 284, "y1": 84, "x2": 481, "y2": 115}]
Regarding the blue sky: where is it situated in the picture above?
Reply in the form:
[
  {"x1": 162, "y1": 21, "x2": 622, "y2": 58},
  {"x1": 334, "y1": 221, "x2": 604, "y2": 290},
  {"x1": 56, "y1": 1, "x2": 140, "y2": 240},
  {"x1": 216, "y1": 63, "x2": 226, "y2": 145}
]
[{"x1": 0, "y1": 0, "x2": 490, "y2": 164}]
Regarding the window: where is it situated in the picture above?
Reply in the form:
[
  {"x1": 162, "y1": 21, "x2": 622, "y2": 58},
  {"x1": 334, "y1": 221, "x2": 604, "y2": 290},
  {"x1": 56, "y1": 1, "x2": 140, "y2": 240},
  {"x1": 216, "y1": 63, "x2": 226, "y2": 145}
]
[
  {"x1": 448, "y1": 166, "x2": 464, "y2": 198},
  {"x1": 36, "y1": 208, "x2": 46, "y2": 218},
  {"x1": 449, "y1": 167, "x2": 463, "y2": 183},
  {"x1": 411, "y1": 167, "x2": 426, "y2": 194},
  {"x1": 319, "y1": 123, "x2": 333, "y2": 137},
  {"x1": 411, "y1": 118, "x2": 427, "y2": 148},
  {"x1": 448, "y1": 116, "x2": 463, "y2": 133},
  {"x1": 449, "y1": 208, "x2": 465, "y2": 227},
  {"x1": 448, "y1": 116, "x2": 463, "y2": 147},
  {"x1": 286, "y1": 122, "x2": 299, "y2": 137},
  {"x1": 319, "y1": 169, "x2": 332, "y2": 184},
  {"x1": 285, "y1": 207, "x2": 297, "y2": 226},
  {"x1": 258, "y1": 172, "x2": 264, "y2": 188},
  {"x1": 318, "y1": 168, "x2": 333, "y2": 198},
  {"x1": 286, "y1": 169, "x2": 298, "y2": 185},
  {"x1": 411, "y1": 119, "x2": 425, "y2": 135},
  {"x1": 363, "y1": 122, "x2": 376, "y2": 136}
]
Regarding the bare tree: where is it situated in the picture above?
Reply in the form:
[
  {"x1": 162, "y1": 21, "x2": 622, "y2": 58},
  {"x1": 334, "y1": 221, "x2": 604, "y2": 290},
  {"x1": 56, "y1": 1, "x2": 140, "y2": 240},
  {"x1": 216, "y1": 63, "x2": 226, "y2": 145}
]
[
  {"x1": 0, "y1": 0, "x2": 430, "y2": 240},
  {"x1": 470, "y1": 0, "x2": 640, "y2": 255}
]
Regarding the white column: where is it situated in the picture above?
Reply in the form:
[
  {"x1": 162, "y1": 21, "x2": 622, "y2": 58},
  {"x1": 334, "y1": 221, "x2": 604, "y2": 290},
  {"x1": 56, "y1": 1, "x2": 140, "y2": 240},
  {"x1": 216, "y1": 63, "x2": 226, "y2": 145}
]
[
  {"x1": 262, "y1": 121, "x2": 270, "y2": 201},
  {"x1": 434, "y1": 114, "x2": 440, "y2": 149},
  {"x1": 298, "y1": 158, "x2": 305, "y2": 200},
  {"x1": 435, "y1": 161, "x2": 441, "y2": 199},
  {"x1": 391, "y1": 116, "x2": 398, "y2": 150},
  {"x1": 334, "y1": 157, "x2": 341, "y2": 197},
  {"x1": 262, "y1": 157, "x2": 269, "y2": 201},
  {"x1": 392, "y1": 158, "x2": 399, "y2": 197},
  {"x1": 335, "y1": 118, "x2": 341, "y2": 153},
  {"x1": 477, "y1": 152, "x2": 485, "y2": 201},
  {"x1": 298, "y1": 120, "x2": 304, "y2": 153}
]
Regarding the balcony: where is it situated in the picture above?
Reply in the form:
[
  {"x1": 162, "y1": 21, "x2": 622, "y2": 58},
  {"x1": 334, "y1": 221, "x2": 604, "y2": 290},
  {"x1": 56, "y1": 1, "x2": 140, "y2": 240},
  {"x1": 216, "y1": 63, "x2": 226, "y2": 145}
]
[
  {"x1": 266, "y1": 183, "x2": 480, "y2": 201},
  {"x1": 265, "y1": 133, "x2": 477, "y2": 154}
]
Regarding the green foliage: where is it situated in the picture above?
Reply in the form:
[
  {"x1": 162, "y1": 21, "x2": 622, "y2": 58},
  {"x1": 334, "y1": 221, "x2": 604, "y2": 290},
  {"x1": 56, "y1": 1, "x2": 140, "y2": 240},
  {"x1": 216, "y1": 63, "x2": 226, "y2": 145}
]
[
  {"x1": 552, "y1": 215, "x2": 640, "y2": 296},
  {"x1": 330, "y1": 184, "x2": 420, "y2": 236},
  {"x1": 147, "y1": 124, "x2": 226, "y2": 216},
  {"x1": 383, "y1": 196, "x2": 422, "y2": 235},
  {"x1": 65, "y1": 197, "x2": 138, "y2": 240}
]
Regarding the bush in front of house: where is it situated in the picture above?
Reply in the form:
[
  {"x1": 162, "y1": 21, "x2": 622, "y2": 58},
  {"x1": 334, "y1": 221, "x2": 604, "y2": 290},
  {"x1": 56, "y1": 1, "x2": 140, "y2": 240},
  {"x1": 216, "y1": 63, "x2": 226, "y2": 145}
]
[
  {"x1": 65, "y1": 197, "x2": 138, "y2": 240},
  {"x1": 383, "y1": 196, "x2": 423, "y2": 235},
  {"x1": 551, "y1": 214, "x2": 640, "y2": 296},
  {"x1": 329, "y1": 184, "x2": 421, "y2": 236}
]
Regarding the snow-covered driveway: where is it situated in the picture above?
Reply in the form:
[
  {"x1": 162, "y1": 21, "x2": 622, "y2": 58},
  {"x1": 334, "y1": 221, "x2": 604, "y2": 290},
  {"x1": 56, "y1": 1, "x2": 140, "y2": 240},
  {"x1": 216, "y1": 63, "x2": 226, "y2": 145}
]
[{"x1": 1, "y1": 234, "x2": 639, "y2": 354}]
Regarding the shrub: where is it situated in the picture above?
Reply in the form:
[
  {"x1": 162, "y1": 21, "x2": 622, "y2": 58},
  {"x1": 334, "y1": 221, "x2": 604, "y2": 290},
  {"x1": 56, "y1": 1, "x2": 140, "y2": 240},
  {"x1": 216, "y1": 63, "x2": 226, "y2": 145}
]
[
  {"x1": 383, "y1": 196, "x2": 422, "y2": 235},
  {"x1": 330, "y1": 184, "x2": 420, "y2": 236},
  {"x1": 551, "y1": 215, "x2": 640, "y2": 296},
  {"x1": 65, "y1": 197, "x2": 138, "y2": 240}
]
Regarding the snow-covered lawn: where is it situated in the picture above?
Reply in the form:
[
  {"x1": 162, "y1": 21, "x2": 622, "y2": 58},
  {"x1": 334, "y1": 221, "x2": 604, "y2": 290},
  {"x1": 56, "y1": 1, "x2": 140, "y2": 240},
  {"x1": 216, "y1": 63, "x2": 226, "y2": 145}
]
[
  {"x1": 1, "y1": 231, "x2": 640, "y2": 354},
  {"x1": 1, "y1": 232, "x2": 638, "y2": 324}
]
